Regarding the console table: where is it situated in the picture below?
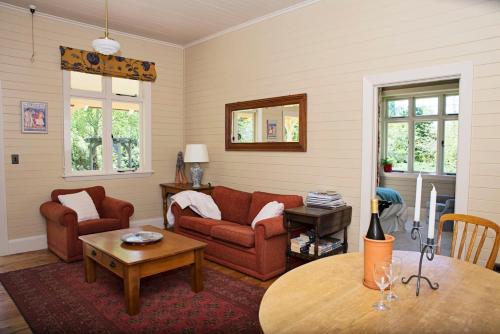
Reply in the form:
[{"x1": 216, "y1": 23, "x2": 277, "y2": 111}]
[
  {"x1": 284, "y1": 205, "x2": 352, "y2": 271},
  {"x1": 159, "y1": 183, "x2": 214, "y2": 229}
]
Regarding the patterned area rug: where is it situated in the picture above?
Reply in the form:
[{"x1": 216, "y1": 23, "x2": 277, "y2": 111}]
[{"x1": 0, "y1": 262, "x2": 264, "y2": 334}]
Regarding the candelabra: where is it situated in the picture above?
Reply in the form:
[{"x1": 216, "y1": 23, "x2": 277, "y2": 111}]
[{"x1": 401, "y1": 220, "x2": 439, "y2": 296}]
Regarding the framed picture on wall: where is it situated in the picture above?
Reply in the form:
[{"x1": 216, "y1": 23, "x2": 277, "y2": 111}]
[
  {"x1": 267, "y1": 120, "x2": 277, "y2": 139},
  {"x1": 21, "y1": 101, "x2": 48, "y2": 134}
]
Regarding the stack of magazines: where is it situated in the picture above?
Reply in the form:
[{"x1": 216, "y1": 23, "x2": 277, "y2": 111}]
[
  {"x1": 306, "y1": 191, "x2": 346, "y2": 209},
  {"x1": 308, "y1": 237, "x2": 343, "y2": 255},
  {"x1": 290, "y1": 234, "x2": 310, "y2": 253}
]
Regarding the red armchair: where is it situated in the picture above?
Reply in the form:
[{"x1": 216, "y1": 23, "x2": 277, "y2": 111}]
[{"x1": 40, "y1": 186, "x2": 134, "y2": 262}]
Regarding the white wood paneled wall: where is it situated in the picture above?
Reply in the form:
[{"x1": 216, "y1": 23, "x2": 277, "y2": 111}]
[
  {"x1": 185, "y1": 0, "x2": 500, "y2": 252},
  {"x1": 0, "y1": 7, "x2": 184, "y2": 240}
]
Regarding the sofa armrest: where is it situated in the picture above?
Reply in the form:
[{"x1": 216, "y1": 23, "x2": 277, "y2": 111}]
[
  {"x1": 40, "y1": 201, "x2": 78, "y2": 227},
  {"x1": 171, "y1": 202, "x2": 199, "y2": 222},
  {"x1": 101, "y1": 197, "x2": 134, "y2": 226},
  {"x1": 255, "y1": 216, "x2": 286, "y2": 239}
]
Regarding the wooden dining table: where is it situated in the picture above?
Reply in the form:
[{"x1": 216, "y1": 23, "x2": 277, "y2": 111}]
[{"x1": 259, "y1": 250, "x2": 500, "y2": 333}]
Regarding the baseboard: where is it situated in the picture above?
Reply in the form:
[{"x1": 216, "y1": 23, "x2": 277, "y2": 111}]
[
  {"x1": 5, "y1": 216, "x2": 164, "y2": 256},
  {"x1": 130, "y1": 217, "x2": 164, "y2": 228},
  {"x1": 7, "y1": 234, "x2": 48, "y2": 255}
]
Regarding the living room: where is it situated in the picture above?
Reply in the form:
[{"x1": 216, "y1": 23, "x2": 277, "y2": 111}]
[{"x1": 1, "y1": 0, "x2": 500, "y2": 333}]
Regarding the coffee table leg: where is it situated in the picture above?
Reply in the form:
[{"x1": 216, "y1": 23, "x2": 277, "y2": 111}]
[
  {"x1": 84, "y1": 254, "x2": 96, "y2": 283},
  {"x1": 191, "y1": 248, "x2": 204, "y2": 292},
  {"x1": 124, "y1": 265, "x2": 140, "y2": 315}
]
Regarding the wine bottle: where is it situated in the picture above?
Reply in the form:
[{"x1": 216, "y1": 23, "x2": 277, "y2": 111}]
[{"x1": 366, "y1": 198, "x2": 385, "y2": 240}]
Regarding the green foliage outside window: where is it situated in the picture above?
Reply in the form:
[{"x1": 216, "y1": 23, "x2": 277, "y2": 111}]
[
  {"x1": 112, "y1": 110, "x2": 140, "y2": 170},
  {"x1": 71, "y1": 106, "x2": 140, "y2": 171},
  {"x1": 71, "y1": 106, "x2": 103, "y2": 171},
  {"x1": 414, "y1": 121, "x2": 437, "y2": 172},
  {"x1": 387, "y1": 123, "x2": 408, "y2": 171}
]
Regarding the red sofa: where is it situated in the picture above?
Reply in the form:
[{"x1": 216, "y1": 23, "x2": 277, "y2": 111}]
[
  {"x1": 172, "y1": 186, "x2": 303, "y2": 280},
  {"x1": 40, "y1": 186, "x2": 134, "y2": 262}
]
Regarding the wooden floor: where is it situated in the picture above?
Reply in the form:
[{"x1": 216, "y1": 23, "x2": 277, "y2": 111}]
[{"x1": 0, "y1": 249, "x2": 276, "y2": 334}]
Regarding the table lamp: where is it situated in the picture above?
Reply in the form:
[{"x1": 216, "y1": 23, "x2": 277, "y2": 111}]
[{"x1": 184, "y1": 144, "x2": 209, "y2": 188}]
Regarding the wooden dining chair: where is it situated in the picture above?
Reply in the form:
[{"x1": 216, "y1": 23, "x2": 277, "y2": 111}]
[{"x1": 436, "y1": 213, "x2": 500, "y2": 270}]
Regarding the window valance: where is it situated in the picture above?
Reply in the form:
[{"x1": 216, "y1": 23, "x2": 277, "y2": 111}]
[{"x1": 59, "y1": 46, "x2": 156, "y2": 82}]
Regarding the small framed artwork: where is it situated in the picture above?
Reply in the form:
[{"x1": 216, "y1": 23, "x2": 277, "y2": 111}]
[
  {"x1": 21, "y1": 101, "x2": 48, "y2": 134},
  {"x1": 267, "y1": 120, "x2": 277, "y2": 140}
]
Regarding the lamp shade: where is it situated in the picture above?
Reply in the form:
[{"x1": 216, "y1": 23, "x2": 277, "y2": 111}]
[{"x1": 184, "y1": 144, "x2": 209, "y2": 163}]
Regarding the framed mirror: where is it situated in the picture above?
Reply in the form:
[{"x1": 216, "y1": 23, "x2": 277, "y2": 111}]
[{"x1": 225, "y1": 93, "x2": 307, "y2": 151}]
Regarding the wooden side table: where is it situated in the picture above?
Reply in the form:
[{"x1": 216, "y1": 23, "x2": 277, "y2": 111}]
[
  {"x1": 159, "y1": 183, "x2": 214, "y2": 229},
  {"x1": 284, "y1": 205, "x2": 352, "y2": 271}
]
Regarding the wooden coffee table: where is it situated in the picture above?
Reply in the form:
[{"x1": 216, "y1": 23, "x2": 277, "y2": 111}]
[{"x1": 79, "y1": 225, "x2": 206, "y2": 315}]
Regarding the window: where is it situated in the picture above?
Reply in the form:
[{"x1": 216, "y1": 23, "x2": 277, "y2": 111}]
[
  {"x1": 233, "y1": 110, "x2": 255, "y2": 143},
  {"x1": 382, "y1": 92, "x2": 459, "y2": 175},
  {"x1": 63, "y1": 71, "x2": 151, "y2": 178}
]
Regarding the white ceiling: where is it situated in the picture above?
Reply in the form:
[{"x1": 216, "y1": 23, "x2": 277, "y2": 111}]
[{"x1": 0, "y1": 0, "x2": 310, "y2": 46}]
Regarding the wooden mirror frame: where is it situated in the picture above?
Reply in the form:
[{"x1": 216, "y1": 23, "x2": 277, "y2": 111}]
[{"x1": 225, "y1": 93, "x2": 307, "y2": 152}]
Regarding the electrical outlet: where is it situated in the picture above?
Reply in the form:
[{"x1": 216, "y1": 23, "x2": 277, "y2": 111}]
[{"x1": 11, "y1": 154, "x2": 19, "y2": 164}]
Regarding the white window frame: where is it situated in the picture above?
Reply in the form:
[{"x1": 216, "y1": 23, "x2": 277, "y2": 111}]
[
  {"x1": 381, "y1": 90, "x2": 459, "y2": 175},
  {"x1": 63, "y1": 70, "x2": 152, "y2": 180}
]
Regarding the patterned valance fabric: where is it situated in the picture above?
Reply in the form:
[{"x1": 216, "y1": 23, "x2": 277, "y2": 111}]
[{"x1": 59, "y1": 46, "x2": 156, "y2": 82}]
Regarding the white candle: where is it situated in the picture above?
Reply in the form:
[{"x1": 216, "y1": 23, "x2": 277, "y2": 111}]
[
  {"x1": 414, "y1": 173, "x2": 422, "y2": 222},
  {"x1": 428, "y1": 185, "x2": 437, "y2": 239}
]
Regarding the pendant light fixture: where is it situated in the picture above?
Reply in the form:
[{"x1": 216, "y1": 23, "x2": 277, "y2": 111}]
[{"x1": 92, "y1": 0, "x2": 120, "y2": 55}]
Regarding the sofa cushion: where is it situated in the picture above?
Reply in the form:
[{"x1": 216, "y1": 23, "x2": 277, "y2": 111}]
[
  {"x1": 178, "y1": 216, "x2": 233, "y2": 236},
  {"x1": 248, "y1": 191, "x2": 303, "y2": 224},
  {"x1": 211, "y1": 224, "x2": 255, "y2": 248},
  {"x1": 251, "y1": 201, "x2": 284, "y2": 229},
  {"x1": 211, "y1": 186, "x2": 252, "y2": 225},
  {"x1": 78, "y1": 218, "x2": 121, "y2": 236}
]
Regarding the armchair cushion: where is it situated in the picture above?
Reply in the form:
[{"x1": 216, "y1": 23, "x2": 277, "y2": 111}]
[
  {"x1": 78, "y1": 218, "x2": 121, "y2": 235},
  {"x1": 57, "y1": 191, "x2": 100, "y2": 222}
]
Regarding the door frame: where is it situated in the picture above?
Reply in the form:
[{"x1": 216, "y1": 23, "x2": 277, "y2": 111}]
[
  {"x1": 360, "y1": 62, "x2": 473, "y2": 250},
  {"x1": 0, "y1": 81, "x2": 8, "y2": 255}
]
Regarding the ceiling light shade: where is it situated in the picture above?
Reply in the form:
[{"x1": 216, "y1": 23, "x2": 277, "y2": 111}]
[
  {"x1": 92, "y1": 37, "x2": 120, "y2": 55},
  {"x1": 92, "y1": 0, "x2": 120, "y2": 55}
]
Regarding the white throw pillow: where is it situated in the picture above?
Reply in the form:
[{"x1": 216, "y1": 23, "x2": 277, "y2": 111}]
[
  {"x1": 58, "y1": 191, "x2": 100, "y2": 222},
  {"x1": 251, "y1": 201, "x2": 284, "y2": 229}
]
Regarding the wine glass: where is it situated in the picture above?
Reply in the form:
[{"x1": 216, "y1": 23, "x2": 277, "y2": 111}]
[
  {"x1": 385, "y1": 256, "x2": 402, "y2": 301},
  {"x1": 372, "y1": 262, "x2": 390, "y2": 311}
]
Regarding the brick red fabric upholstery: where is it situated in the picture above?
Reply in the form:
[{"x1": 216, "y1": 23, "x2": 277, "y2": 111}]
[
  {"x1": 172, "y1": 185, "x2": 303, "y2": 280},
  {"x1": 211, "y1": 224, "x2": 255, "y2": 248},
  {"x1": 211, "y1": 186, "x2": 252, "y2": 225},
  {"x1": 178, "y1": 216, "x2": 233, "y2": 236},
  {"x1": 254, "y1": 216, "x2": 286, "y2": 239},
  {"x1": 78, "y1": 218, "x2": 122, "y2": 236},
  {"x1": 40, "y1": 186, "x2": 134, "y2": 262},
  {"x1": 247, "y1": 191, "x2": 303, "y2": 224}
]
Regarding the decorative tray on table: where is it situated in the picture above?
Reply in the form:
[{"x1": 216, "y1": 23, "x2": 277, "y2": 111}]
[{"x1": 121, "y1": 231, "x2": 164, "y2": 245}]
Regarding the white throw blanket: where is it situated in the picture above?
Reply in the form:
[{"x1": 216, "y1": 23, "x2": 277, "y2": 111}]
[{"x1": 166, "y1": 190, "x2": 221, "y2": 228}]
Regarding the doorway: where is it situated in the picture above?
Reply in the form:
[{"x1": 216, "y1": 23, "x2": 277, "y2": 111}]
[
  {"x1": 378, "y1": 80, "x2": 458, "y2": 252},
  {"x1": 359, "y1": 63, "x2": 473, "y2": 252}
]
